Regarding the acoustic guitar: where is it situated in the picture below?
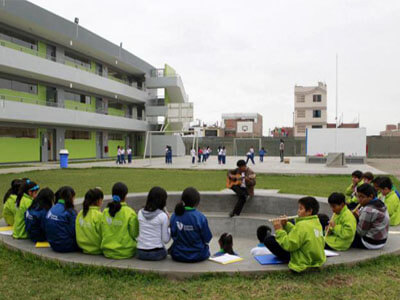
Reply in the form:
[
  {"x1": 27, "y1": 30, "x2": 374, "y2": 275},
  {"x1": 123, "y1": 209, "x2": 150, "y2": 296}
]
[{"x1": 226, "y1": 173, "x2": 256, "y2": 189}]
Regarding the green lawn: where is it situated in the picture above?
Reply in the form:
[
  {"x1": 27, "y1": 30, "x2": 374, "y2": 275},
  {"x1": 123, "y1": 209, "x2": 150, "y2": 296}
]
[
  {"x1": 0, "y1": 168, "x2": 400, "y2": 299},
  {"x1": 0, "y1": 245, "x2": 400, "y2": 300}
]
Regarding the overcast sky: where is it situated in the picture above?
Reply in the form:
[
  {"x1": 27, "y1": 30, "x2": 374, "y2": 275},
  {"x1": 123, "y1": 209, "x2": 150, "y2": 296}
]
[{"x1": 30, "y1": 0, "x2": 400, "y2": 135}]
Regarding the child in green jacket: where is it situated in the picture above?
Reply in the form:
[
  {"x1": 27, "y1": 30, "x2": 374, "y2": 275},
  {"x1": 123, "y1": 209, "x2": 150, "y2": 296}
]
[
  {"x1": 265, "y1": 197, "x2": 326, "y2": 272},
  {"x1": 13, "y1": 180, "x2": 39, "y2": 239},
  {"x1": 100, "y1": 182, "x2": 139, "y2": 259},
  {"x1": 345, "y1": 170, "x2": 363, "y2": 210},
  {"x1": 377, "y1": 177, "x2": 400, "y2": 226},
  {"x1": 2, "y1": 179, "x2": 24, "y2": 226},
  {"x1": 325, "y1": 193, "x2": 356, "y2": 251},
  {"x1": 76, "y1": 188, "x2": 104, "y2": 255}
]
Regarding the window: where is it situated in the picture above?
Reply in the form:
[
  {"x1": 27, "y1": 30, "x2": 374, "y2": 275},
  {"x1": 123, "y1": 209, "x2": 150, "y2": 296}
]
[
  {"x1": 0, "y1": 127, "x2": 37, "y2": 138},
  {"x1": 65, "y1": 130, "x2": 90, "y2": 140},
  {"x1": 80, "y1": 95, "x2": 90, "y2": 104},
  {"x1": 0, "y1": 76, "x2": 37, "y2": 94},
  {"x1": 313, "y1": 94, "x2": 322, "y2": 102},
  {"x1": 297, "y1": 125, "x2": 306, "y2": 133},
  {"x1": 65, "y1": 51, "x2": 90, "y2": 69},
  {"x1": 296, "y1": 95, "x2": 305, "y2": 102},
  {"x1": 0, "y1": 28, "x2": 37, "y2": 50},
  {"x1": 109, "y1": 133, "x2": 123, "y2": 140},
  {"x1": 65, "y1": 91, "x2": 90, "y2": 103},
  {"x1": 297, "y1": 110, "x2": 305, "y2": 118},
  {"x1": 108, "y1": 101, "x2": 123, "y2": 110},
  {"x1": 312, "y1": 125, "x2": 323, "y2": 129},
  {"x1": 313, "y1": 110, "x2": 321, "y2": 118}
]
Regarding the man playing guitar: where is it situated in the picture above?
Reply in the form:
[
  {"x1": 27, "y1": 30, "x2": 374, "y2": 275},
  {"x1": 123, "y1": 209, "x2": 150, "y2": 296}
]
[{"x1": 227, "y1": 160, "x2": 256, "y2": 217}]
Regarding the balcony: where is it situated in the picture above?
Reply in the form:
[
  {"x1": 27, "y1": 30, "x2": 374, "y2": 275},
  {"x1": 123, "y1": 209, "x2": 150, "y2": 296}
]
[{"x1": 0, "y1": 45, "x2": 148, "y2": 103}]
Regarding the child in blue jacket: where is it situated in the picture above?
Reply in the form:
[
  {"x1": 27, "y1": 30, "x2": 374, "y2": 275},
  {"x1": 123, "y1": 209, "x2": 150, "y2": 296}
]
[
  {"x1": 25, "y1": 187, "x2": 54, "y2": 243},
  {"x1": 45, "y1": 186, "x2": 79, "y2": 252},
  {"x1": 170, "y1": 187, "x2": 212, "y2": 262}
]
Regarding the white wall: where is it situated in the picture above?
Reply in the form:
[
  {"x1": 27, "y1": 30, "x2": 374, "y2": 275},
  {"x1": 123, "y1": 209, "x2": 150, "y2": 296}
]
[{"x1": 306, "y1": 128, "x2": 366, "y2": 156}]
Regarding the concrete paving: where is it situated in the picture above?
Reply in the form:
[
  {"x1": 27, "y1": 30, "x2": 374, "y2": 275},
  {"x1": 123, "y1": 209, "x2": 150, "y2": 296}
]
[
  {"x1": 1, "y1": 191, "x2": 400, "y2": 279},
  {"x1": 0, "y1": 156, "x2": 388, "y2": 175}
]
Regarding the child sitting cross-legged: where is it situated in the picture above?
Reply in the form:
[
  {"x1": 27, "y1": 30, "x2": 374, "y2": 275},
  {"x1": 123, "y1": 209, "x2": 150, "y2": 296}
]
[
  {"x1": 264, "y1": 197, "x2": 326, "y2": 272},
  {"x1": 351, "y1": 183, "x2": 389, "y2": 249},
  {"x1": 377, "y1": 177, "x2": 400, "y2": 226},
  {"x1": 212, "y1": 233, "x2": 238, "y2": 257},
  {"x1": 324, "y1": 192, "x2": 357, "y2": 251},
  {"x1": 250, "y1": 225, "x2": 272, "y2": 256}
]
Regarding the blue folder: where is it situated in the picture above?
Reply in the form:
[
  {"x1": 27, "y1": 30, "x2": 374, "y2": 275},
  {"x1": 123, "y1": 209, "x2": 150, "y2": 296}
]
[{"x1": 254, "y1": 254, "x2": 285, "y2": 265}]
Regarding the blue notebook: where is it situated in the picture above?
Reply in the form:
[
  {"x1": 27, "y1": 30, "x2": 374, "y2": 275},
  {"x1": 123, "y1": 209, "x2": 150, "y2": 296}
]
[{"x1": 254, "y1": 254, "x2": 285, "y2": 265}]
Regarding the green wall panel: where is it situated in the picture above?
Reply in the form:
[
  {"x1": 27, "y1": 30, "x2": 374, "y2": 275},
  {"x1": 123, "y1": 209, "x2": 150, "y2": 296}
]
[
  {"x1": 38, "y1": 41, "x2": 46, "y2": 57},
  {"x1": 0, "y1": 83, "x2": 46, "y2": 105},
  {"x1": 108, "y1": 139, "x2": 125, "y2": 157},
  {"x1": 0, "y1": 136, "x2": 40, "y2": 163},
  {"x1": 65, "y1": 132, "x2": 96, "y2": 159}
]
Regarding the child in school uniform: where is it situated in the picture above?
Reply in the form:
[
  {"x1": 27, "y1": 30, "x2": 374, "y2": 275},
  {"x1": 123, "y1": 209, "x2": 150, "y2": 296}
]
[
  {"x1": 25, "y1": 188, "x2": 54, "y2": 243},
  {"x1": 116, "y1": 146, "x2": 121, "y2": 165},
  {"x1": 372, "y1": 177, "x2": 383, "y2": 200},
  {"x1": 264, "y1": 196, "x2": 326, "y2": 272},
  {"x1": 190, "y1": 147, "x2": 196, "y2": 164},
  {"x1": 259, "y1": 147, "x2": 266, "y2": 163},
  {"x1": 13, "y1": 180, "x2": 40, "y2": 239},
  {"x1": 170, "y1": 187, "x2": 212, "y2": 262},
  {"x1": 250, "y1": 225, "x2": 272, "y2": 256},
  {"x1": 45, "y1": 186, "x2": 79, "y2": 252},
  {"x1": 127, "y1": 146, "x2": 133, "y2": 164},
  {"x1": 137, "y1": 187, "x2": 170, "y2": 261},
  {"x1": 212, "y1": 233, "x2": 238, "y2": 257},
  {"x1": 377, "y1": 177, "x2": 400, "y2": 226},
  {"x1": 362, "y1": 172, "x2": 374, "y2": 184},
  {"x1": 76, "y1": 188, "x2": 104, "y2": 255},
  {"x1": 101, "y1": 182, "x2": 139, "y2": 259},
  {"x1": 2, "y1": 179, "x2": 24, "y2": 226},
  {"x1": 351, "y1": 183, "x2": 389, "y2": 249},
  {"x1": 324, "y1": 193, "x2": 357, "y2": 251},
  {"x1": 345, "y1": 170, "x2": 364, "y2": 210},
  {"x1": 222, "y1": 146, "x2": 226, "y2": 164}
]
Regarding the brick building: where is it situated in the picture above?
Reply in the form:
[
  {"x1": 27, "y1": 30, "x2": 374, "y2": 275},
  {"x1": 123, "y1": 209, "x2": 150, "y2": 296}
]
[{"x1": 222, "y1": 113, "x2": 263, "y2": 137}]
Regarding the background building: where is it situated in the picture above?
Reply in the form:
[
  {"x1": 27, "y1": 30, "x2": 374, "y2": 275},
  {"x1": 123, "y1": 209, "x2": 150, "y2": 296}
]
[
  {"x1": 294, "y1": 82, "x2": 327, "y2": 137},
  {"x1": 222, "y1": 113, "x2": 263, "y2": 137},
  {"x1": 0, "y1": 1, "x2": 191, "y2": 163},
  {"x1": 380, "y1": 124, "x2": 400, "y2": 136}
]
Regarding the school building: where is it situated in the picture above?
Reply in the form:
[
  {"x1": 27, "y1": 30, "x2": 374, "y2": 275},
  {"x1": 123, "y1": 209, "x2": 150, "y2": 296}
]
[{"x1": 0, "y1": 1, "x2": 190, "y2": 163}]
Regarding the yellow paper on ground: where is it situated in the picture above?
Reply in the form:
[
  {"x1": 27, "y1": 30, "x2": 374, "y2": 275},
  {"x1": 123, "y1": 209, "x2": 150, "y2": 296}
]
[
  {"x1": 0, "y1": 226, "x2": 13, "y2": 231},
  {"x1": 209, "y1": 254, "x2": 244, "y2": 265},
  {"x1": 35, "y1": 242, "x2": 50, "y2": 248}
]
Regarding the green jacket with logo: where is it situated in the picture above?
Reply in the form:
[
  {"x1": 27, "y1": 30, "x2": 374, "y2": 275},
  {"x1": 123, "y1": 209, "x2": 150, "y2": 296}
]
[
  {"x1": 3, "y1": 194, "x2": 17, "y2": 226},
  {"x1": 384, "y1": 190, "x2": 400, "y2": 226},
  {"x1": 345, "y1": 180, "x2": 363, "y2": 204},
  {"x1": 275, "y1": 215, "x2": 326, "y2": 272},
  {"x1": 100, "y1": 203, "x2": 139, "y2": 259},
  {"x1": 76, "y1": 206, "x2": 103, "y2": 254},
  {"x1": 325, "y1": 206, "x2": 357, "y2": 251},
  {"x1": 13, "y1": 194, "x2": 33, "y2": 239}
]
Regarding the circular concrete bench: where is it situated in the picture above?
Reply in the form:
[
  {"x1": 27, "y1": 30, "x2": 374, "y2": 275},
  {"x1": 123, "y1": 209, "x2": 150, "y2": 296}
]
[{"x1": 1, "y1": 191, "x2": 399, "y2": 279}]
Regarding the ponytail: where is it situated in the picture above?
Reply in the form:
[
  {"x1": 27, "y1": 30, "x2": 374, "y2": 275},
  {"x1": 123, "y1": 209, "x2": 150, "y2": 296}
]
[
  {"x1": 219, "y1": 233, "x2": 234, "y2": 255},
  {"x1": 28, "y1": 188, "x2": 54, "y2": 211},
  {"x1": 108, "y1": 182, "x2": 128, "y2": 217},
  {"x1": 56, "y1": 186, "x2": 76, "y2": 211},
  {"x1": 16, "y1": 179, "x2": 39, "y2": 207},
  {"x1": 83, "y1": 188, "x2": 104, "y2": 217},
  {"x1": 174, "y1": 187, "x2": 200, "y2": 216},
  {"x1": 3, "y1": 179, "x2": 23, "y2": 204}
]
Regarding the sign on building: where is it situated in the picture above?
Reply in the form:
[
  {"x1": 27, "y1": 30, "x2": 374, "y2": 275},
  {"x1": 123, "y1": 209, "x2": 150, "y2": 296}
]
[{"x1": 237, "y1": 121, "x2": 254, "y2": 133}]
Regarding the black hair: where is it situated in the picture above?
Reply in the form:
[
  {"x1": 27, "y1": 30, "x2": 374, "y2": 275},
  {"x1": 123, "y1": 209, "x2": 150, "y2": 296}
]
[
  {"x1": 378, "y1": 176, "x2": 393, "y2": 190},
  {"x1": 351, "y1": 170, "x2": 363, "y2": 179},
  {"x1": 3, "y1": 179, "x2": 23, "y2": 204},
  {"x1": 298, "y1": 196, "x2": 319, "y2": 215},
  {"x1": 372, "y1": 176, "x2": 382, "y2": 185},
  {"x1": 318, "y1": 213, "x2": 330, "y2": 230},
  {"x1": 362, "y1": 172, "x2": 374, "y2": 181},
  {"x1": 174, "y1": 187, "x2": 200, "y2": 216},
  {"x1": 16, "y1": 180, "x2": 38, "y2": 208},
  {"x1": 108, "y1": 182, "x2": 128, "y2": 217},
  {"x1": 357, "y1": 183, "x2": 376, "y2": 198},
  {"x1": 29, "y1": 187, "x2": 54, "y2": 211},
  {"x1": 83, "y1": 188, "x2": 104, "y2": 217},
  {"x1": 256, "y1": 225, "x2": 271, "y2": 243},
  {"x1": 144, "y1": 187, "x2": 167, "y2": 212},
  {"x1": 237, "y1": 160, "x2": 246, "y2": 167},
  {"x1": 56, "y1": 186, "x2": 76, "y2": 211},
  {"x1": 328, "y1": 192, "x2": 346, "y2": 205},
  {"x1": 218, "y1": 233, "x2": 234, "y2": 255}
]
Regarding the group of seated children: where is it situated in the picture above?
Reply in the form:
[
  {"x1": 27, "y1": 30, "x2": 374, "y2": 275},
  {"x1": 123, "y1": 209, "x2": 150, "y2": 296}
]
[
  {"x1": 3, "y1": 178, "x2": 214, "y2": 262},
  {"x1": 251, "y1": 171, "x2": 398, "y2": 272}
]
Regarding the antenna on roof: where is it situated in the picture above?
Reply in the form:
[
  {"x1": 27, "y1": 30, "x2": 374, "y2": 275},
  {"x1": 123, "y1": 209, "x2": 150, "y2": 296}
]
[{"x1": 74, "y1": 17, "x2": 79, "y2": 24}]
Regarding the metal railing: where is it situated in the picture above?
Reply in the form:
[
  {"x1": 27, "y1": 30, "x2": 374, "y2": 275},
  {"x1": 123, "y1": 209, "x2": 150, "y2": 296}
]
[
  {"x1": 150, "y1": 68, "x2": 180, "y2": 78},
  {"x1": 0, "y1": 39, "x2": 143, "y2": 90},
  {"x1": 0, "y1": 94, "x2": 142, "y2": 120}
]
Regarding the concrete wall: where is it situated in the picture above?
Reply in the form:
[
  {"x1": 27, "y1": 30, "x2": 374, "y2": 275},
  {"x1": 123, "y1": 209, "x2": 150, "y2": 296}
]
[
  {"x1": 146, "y1": 135, "x2": 186, "y2": 157},
  {"x1": 367, "y1": 136, "x2": 400, "y2": 158}
]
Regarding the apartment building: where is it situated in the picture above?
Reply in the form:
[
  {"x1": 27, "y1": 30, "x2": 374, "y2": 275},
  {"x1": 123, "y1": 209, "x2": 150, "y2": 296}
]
[
  {"x1": 0, "y1": 1, "x2": 189, "y2": 163},
  {"x1": 294, "y1": 82, "x2": 327, "y2": 137},
  {"x1": 222, "y1": 113, "x2": 263, "y2": 137}
]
